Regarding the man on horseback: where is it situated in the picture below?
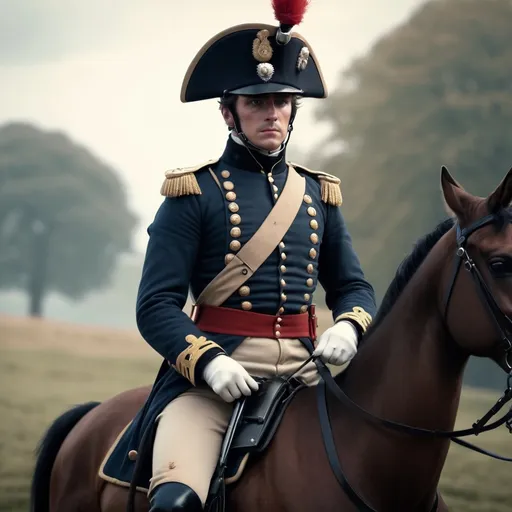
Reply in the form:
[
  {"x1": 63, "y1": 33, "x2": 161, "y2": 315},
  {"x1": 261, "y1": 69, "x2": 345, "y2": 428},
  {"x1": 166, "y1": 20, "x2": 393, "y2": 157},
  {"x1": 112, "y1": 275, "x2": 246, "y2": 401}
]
[{"x1": 100, "y1": 2, "x2": 376, "y2": 511}]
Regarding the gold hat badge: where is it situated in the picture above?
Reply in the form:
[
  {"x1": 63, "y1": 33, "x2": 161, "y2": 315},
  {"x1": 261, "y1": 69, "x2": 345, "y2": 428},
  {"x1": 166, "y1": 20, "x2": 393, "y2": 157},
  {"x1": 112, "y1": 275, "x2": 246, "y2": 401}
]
[
  {"x1": 252, "y1": 29, "x2": 274, "y2": 82},
  {"x1": 252, "y1": 29, "x2": 273, "y2": 62}
]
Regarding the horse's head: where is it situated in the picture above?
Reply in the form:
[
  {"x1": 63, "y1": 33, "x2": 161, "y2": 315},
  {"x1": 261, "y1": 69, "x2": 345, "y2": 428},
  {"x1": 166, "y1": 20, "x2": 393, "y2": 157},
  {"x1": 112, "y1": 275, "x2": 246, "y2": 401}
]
[{"x1": 441, "y1": 166, "x2": 512, "y2": 373}]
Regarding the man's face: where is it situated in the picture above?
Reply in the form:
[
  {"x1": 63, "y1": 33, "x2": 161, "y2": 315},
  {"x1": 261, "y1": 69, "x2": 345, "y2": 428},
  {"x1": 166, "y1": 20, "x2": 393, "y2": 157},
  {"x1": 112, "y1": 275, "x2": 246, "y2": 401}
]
[{"x1": 225, "y1": 93, "x2": 293, "y2": 151}]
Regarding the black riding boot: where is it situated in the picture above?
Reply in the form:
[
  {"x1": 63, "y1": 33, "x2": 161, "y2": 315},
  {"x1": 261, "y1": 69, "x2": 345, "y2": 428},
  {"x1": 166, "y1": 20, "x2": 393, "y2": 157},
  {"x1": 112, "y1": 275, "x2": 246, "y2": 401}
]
[{"x1": 149, "y1": 482, "x2": 203, "y2": 511}]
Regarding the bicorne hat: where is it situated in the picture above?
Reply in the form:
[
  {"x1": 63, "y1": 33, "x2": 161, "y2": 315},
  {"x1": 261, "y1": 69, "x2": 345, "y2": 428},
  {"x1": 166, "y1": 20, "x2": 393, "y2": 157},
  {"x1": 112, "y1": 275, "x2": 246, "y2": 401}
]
[{"x1": 180, "y1": 0, "x2": 327, "y2": 102}]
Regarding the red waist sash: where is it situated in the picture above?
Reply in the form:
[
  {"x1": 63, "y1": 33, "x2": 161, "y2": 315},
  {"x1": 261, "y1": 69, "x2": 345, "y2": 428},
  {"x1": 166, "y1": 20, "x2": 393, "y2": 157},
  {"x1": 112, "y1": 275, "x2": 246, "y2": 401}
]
[{"x1": 191, "y1": 304, "x2": 317, "y2": 340}]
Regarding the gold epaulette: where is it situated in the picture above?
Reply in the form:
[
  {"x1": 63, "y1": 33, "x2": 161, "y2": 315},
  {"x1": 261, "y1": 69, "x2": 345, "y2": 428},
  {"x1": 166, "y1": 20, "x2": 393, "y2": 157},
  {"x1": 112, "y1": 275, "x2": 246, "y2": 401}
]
[
  {"x1": 289, "y1": 162, "x2": 343, "y2": 207},
  {"x1": 160, "y1": 158, "x2": 219, "y2": 197}
]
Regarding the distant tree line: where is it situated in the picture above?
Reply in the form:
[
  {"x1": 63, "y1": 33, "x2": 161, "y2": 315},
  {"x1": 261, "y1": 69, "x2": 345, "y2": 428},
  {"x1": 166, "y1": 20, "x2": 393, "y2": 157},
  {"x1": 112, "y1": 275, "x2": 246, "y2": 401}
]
[
  {"x1": 0, "y1": 122, "x2": 137, "y2": 317},
  {"x1": 309, "y1": 0, "x2": 512, "y2": 390}
]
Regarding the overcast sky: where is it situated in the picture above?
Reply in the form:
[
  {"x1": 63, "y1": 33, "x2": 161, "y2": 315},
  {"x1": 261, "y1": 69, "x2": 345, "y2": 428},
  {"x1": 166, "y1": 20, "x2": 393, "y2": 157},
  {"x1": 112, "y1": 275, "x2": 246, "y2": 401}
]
[{"x1": 0, "y1": 0, "x2": 424, "y2": 252}]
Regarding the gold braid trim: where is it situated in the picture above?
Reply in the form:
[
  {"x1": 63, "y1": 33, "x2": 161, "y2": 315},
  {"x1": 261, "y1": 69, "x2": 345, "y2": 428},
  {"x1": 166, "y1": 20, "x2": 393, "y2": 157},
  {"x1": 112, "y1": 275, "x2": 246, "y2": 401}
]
[
  {"x1": 160, "y1": 159, "x2": 219, "y2": 197},
  {"x1": 319, "y1": 176, "x2": 343, "y2": 207},
  {"x1": 288, "y1": 162, "x2": 343, "y2": 206},
  {"x1": 173, "y1": 334, "x2": 223, "y2": 385},
  {"x1": 335, "y1": 307, "x2": 373, "y2": 333},
  {"x1": 161, "y1": 173, "x2": 201, "y2": 197}
]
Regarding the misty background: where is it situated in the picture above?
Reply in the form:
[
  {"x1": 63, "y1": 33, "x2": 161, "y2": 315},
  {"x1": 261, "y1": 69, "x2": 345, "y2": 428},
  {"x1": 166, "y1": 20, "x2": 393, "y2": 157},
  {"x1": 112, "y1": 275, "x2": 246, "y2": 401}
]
[{"x1": 2, "y1": 0, "x2": 511, "y2": 391}]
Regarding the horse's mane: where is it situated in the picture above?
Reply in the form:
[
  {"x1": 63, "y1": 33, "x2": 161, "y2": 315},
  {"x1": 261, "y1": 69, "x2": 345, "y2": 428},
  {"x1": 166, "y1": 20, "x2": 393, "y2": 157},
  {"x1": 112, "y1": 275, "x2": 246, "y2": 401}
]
[{"x1": 367, "y1": 217, "x2": 456, "y2": 333}]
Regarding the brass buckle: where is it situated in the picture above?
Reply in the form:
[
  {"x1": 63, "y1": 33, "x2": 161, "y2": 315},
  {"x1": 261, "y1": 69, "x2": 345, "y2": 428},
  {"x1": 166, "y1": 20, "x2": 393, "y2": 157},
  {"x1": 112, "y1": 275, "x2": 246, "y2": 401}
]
[{"x1": 190, "y1": 304, "x2": 199, "y2": 323}]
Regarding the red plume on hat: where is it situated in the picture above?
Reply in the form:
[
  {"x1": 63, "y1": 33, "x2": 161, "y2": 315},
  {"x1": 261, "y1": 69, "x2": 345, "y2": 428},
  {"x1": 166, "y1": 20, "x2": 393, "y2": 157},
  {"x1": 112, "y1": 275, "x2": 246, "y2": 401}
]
[{"x1": 271, "y1": 0, "x2": 310, "y2": 44}]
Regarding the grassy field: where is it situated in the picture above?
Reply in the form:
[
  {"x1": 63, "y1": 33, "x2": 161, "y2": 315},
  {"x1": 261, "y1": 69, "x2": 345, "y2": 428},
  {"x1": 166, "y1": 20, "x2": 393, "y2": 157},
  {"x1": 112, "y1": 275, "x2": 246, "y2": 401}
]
[{"x1": 1, "y1": 314, "x2": 511, "y2": 511}]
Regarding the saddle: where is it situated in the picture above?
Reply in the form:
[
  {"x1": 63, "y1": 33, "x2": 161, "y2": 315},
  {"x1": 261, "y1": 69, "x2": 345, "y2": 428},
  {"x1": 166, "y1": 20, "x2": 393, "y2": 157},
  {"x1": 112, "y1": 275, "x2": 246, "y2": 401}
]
[{"x1": 204, "y1": 374, "x2": 305, "y2": 512}]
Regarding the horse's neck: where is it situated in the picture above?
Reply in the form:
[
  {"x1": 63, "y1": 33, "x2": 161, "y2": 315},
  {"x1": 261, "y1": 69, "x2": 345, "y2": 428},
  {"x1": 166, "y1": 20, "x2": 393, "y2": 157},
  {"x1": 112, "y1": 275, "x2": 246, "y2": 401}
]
[{"x1": 335, "y1": 239, "x2": 468, "y2": 508}]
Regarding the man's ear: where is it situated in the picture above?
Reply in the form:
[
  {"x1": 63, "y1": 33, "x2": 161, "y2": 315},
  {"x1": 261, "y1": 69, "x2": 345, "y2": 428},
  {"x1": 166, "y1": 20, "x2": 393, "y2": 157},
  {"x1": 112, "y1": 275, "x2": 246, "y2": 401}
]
[{"x1": 220, "y1": 106, "x2": 234, "y2": 129}]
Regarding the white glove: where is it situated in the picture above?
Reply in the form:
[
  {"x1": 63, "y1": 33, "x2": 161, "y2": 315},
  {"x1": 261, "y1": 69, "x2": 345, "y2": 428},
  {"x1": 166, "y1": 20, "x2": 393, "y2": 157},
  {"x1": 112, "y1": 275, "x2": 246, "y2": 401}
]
[
  {"x1": 313, "y1": 320, "x2": 359, "y2": 366},
  {"x1": 202, "y1": 355, "x2": 259, "y2": 403}
]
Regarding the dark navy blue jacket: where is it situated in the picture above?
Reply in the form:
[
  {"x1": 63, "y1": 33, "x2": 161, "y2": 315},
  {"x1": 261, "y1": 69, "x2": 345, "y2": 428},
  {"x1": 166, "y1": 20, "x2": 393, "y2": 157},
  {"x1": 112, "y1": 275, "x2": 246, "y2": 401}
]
[{"x1": 100, "y1": 136, "x2": 377, "y2": 491}]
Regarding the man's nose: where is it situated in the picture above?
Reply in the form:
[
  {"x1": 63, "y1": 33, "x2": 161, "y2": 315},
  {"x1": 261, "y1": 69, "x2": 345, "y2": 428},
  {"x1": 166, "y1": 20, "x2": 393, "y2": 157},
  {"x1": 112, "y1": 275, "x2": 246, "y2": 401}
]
[{"x1": 266, "y1": 102, "x2": 278, "y2": 118}]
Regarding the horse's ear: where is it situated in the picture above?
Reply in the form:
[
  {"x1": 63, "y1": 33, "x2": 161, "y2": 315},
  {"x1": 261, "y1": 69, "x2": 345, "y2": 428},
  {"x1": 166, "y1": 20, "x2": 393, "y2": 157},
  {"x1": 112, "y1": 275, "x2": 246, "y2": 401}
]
[
  {"x1": 487, "y1": 168, "x2": 512, "y2": 213},
  {"x1": 440, "y1": 166, "x2": 473, "y2": 219},
  {"x1": 441, "y1": 165, "x2": 462, "y2": 189}
]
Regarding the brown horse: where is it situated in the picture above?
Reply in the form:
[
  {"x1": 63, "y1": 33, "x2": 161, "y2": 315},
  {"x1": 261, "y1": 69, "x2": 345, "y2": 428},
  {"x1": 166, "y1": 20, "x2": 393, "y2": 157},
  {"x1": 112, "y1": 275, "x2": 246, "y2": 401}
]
[{"x1": 31, "y1": 166, "x2": 512, "y2": 512}]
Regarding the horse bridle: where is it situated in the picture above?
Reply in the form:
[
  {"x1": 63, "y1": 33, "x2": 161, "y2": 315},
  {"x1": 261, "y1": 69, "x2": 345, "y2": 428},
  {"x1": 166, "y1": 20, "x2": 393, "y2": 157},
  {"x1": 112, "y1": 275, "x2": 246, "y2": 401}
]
[
  {"x1": 444, "y1": 213, "x2": 512, "y2": 373},
  {"x1": 315, "y1": 212, "x2": 512, "y2": 512}
]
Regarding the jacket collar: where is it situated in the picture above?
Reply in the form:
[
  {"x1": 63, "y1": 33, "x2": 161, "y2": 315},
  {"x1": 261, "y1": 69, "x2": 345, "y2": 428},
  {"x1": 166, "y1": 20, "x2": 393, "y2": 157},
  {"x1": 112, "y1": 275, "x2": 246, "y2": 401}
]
[{"x1": 220, "y1": 134, "x2": 288, "y2": 175}]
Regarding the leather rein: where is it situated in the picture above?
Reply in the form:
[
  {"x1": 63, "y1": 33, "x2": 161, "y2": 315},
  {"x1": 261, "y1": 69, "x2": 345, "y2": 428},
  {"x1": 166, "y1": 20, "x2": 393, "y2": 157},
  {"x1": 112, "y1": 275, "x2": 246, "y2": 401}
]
[{"x1": 314, "y1": 213, "x2": 512, "y2": 512}]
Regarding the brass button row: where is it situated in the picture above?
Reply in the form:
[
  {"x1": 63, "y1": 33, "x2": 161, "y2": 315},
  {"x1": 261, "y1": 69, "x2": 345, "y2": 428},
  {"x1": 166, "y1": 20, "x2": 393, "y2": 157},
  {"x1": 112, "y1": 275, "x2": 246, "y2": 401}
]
[
  {"x1": 268, "y1": 173, "x2": 278, "y2": 200},
  {"x1": 277, "y1": 222, "x2": 287, "y2": 322},
  {"x1": 302, "y1": 193, "x2": 318, "y2": 313},
  {"x1": 220, "y1": 169, "x2": 252, "y2": 310}
]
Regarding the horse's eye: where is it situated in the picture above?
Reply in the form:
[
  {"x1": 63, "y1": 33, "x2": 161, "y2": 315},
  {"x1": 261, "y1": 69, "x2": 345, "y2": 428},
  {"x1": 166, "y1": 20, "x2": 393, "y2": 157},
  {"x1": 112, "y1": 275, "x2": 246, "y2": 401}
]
[{"x1": 489, "y1": 256, "x2": 512, "y2": 277}]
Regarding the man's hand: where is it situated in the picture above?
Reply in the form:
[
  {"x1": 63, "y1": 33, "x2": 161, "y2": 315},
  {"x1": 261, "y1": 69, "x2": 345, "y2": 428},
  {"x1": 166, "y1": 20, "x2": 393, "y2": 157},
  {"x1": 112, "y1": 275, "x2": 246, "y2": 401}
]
[
  {"x1": 202, "y1": 355, "x2": 259, "y2": 402},
  {"x1": 313, "y1": 320, "x2": 358, "y2": 366}
]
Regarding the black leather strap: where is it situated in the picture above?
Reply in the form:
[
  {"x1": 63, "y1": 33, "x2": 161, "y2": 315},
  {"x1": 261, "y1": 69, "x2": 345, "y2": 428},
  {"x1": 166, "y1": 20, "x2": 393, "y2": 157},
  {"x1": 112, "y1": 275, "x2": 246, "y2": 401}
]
[
  {"x1": 316, "y1": 357, "x2": 512, "y2": 439},
  {"x1": 451, "y1": 436, "x2": 512, "y2": 461},
  {"x1": 317, "y1": 380, "x2": 378, "y2": 511},
  {"x1": 317, "y1": 371, "x2": 439, "y2": 512}
]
